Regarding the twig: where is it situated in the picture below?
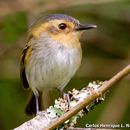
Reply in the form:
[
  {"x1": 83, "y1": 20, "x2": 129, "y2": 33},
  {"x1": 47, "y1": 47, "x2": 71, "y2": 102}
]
[
  {"x1": 98, "y1": 64, "x2": 130, "y2": 93},
  {"x1": 14, "y1": 64, "x2": 130, "y2": 130},
  {"x1": 45, "y1": 64, "x2": 130, "y2": 130}
]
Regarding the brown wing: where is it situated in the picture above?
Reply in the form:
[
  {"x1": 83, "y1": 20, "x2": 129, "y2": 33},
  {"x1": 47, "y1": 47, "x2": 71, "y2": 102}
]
[{"x1": 20, "y1": 45, "x2": 31, "y2": 89}]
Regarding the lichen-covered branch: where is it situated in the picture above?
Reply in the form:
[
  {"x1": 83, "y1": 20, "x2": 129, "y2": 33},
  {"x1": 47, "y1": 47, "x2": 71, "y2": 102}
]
[{"x1": 14, "y1": 64, "x2": 130, "y2": 130}]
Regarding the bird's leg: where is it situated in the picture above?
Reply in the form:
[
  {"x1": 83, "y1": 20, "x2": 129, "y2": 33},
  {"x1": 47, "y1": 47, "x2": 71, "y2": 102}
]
[{"x1": 35, "y1": 95, "x2": 40, "y2": 115}]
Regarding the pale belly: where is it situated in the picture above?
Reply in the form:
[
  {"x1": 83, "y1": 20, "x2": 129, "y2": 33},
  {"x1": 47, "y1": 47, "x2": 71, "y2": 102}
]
[{"x1": 26, "y1": 44, "x2": 82, "y2": 95}]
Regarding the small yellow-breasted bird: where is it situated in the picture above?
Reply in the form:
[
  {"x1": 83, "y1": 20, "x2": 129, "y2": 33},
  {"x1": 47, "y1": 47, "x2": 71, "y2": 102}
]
[{"x1": 20, "y1": 14, "x2": 96, "y2": 115}]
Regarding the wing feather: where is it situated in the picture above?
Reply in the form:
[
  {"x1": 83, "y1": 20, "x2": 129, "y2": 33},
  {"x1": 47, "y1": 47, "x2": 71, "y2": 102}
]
[{"x1": 20, "y1": 45, "x2": 31, "y2": 89}]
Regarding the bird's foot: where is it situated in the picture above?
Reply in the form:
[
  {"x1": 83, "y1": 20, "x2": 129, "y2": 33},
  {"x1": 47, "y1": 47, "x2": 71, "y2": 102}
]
[
  {"x1": 36, "y1": 110, "x2": 43, "y2": 116},
  {"x1": 63, "y1": 92, "x2": 73, "y2": 110}
]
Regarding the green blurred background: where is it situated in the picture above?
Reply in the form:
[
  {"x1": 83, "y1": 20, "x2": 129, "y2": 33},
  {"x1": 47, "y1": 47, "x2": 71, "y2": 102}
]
[{"x1": 0, "y1": 0, "x2": 130, "y2": 129}]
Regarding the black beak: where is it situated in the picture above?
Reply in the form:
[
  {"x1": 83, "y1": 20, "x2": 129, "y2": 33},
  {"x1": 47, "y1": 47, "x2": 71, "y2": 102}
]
[{"x1": 76, "y1": 24, "x2": 97, "y2": 31}]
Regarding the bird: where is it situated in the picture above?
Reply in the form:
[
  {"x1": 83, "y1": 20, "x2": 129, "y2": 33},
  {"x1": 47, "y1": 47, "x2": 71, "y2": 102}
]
[{"x1": 20, "y1": 14, "x2": 96, "y2": 116}]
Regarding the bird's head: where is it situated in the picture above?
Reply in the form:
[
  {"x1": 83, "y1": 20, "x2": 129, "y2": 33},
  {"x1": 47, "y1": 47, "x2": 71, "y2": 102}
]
[{"x1": 29, "y1": 14, "x2": 96, "y2": 48}]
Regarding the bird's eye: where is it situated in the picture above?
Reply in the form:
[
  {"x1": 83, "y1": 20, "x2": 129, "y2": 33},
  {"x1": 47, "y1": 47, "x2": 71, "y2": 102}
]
[{"x1": 58, "y1": 23, "x2": 67, "y2": 30}]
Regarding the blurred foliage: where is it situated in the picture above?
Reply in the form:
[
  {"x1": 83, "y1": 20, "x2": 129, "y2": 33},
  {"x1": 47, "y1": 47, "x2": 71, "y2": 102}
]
[
  {"x1": 0, "y1": 0, "x2": 130, "y2": 130},
  {"x1": 0, "y1": 12, "x2": 27, "y2": 44},
  {"x1": 0, "y1": 79, "x2": 29, "y2": 130}
]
